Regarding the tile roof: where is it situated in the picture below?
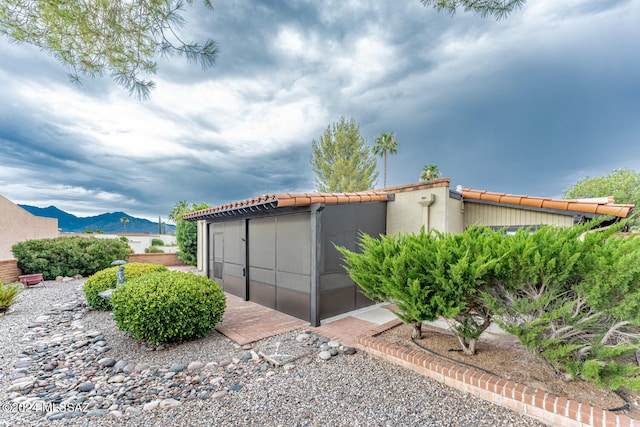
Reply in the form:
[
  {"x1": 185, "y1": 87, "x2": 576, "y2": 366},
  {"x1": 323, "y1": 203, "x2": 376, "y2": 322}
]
[
  {"x1": 462, "y1": 188, "x2": 634, "y2": 218},
  {"x1": 183, "y1": 191, "x2": 389, "y2": 220}
]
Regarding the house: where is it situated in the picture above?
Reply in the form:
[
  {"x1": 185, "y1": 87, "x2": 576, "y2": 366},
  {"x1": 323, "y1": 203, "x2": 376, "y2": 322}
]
[
  {"x1": 0, "y1": 194, "x2": 59, "y2": 283},
  {"x1": 184, "y1": 179, "x2": 634, "y2": 326},
  {"x1": 183, "y1": 191, "x2": 388, "y2": 326}
]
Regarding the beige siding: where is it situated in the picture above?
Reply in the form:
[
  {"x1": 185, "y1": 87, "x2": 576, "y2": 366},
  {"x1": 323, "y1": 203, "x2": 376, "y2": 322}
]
[
  {"x1": 0, "y1": 195, "x2": 59, "y2": 261},
  {"x1": 463, "y1": 203, "x2": 574, "y2": 228}
]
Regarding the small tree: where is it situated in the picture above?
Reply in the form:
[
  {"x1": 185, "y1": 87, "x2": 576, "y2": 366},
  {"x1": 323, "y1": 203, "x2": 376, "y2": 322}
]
[
  {"x1": 373, "y1": 132, "x2": 399, "y2": 188},
  {"x1": 562, "y1": 168, "x2": 639, "y2": 228},
  {"x1": 170, "y1": 201, "x2": 210, "y2": 266},
  {"x1": 420, "y1": 163, "x2": 440, "y2": 181},
  {"x1": 311, "y1": 117, "x2": 378, "y2": 192}
]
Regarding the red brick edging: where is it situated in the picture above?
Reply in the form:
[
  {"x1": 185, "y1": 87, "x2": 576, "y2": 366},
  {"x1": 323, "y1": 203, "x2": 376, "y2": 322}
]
[{"x1": 355, "y1": 334, "x2": 636, "y2": 427}]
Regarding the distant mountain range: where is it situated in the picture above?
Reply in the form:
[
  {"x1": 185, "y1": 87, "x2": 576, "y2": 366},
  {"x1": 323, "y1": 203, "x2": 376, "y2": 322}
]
[{"x1": 19, "y1": 205, "x2": 176, "y2": 234}]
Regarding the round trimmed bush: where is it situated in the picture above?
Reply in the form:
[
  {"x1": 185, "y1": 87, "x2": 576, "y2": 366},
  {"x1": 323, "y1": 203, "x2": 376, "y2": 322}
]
[
  {"x1": 83, "y1": 263, "x2": 168, "y2": 310},
  {"x1": 110, "y1": 271, "x2": 226, "y2": 345}
]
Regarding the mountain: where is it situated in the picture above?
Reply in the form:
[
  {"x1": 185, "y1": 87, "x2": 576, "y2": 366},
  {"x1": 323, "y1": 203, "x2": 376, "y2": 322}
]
[{"x1": 19, "y1": 205, "x2": 176, "y2": 234}]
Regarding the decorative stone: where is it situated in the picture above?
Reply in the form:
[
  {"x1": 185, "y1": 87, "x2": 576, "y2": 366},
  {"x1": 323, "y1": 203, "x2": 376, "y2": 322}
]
[
  {"x1": 78, "y1": 382, "x2": 94, "y2": 392},
  {"x1": 113, "y1": 360, "x2": 128, "y2": 373},
  {"x1": 159, "y1": 398, "x2": 182, "y2": 409},
  {"x1": 328, "y1": 341, "x2": 340, "y2": 348},
  {"x1": 187, "y1": 361, "x2": 204, "y2": 371},
  {"x1": 86, "y1": 409, "x2": 109, "y2": 417},
  {"x1": 318, "y1": 351, "x2": 332, "y2": 361},
  {"x1": 329, "y1": 348, "x2": 338, "y2": 356},
  {"x1": 72, "y1": 340, "x2": 89, "y2": 349},
  {"x1": 343, "y1": 346, "x2": 356, "y2": 355},
  {"x1": 14, "y1": 360, "x2": 33, "y2": 369},
  {"x1": 134, "y1": 363, "x2": 150, "y2": 372},
  {"x1": 296, "y1": 333, "x2": 310, "y2": 342},
  {"x1": 212, "y1": 390, "x2": 227, "y2": 399},
  {"x1": 283, "y1": 363, "x2": 295, "y2": 371},
  {"x1": 99, "y1": 358, "x2": 116, "y2": 368},
  {"x1": 108, "y1": 375, "x2": 126, "y2": 383},
  {"x1": 143, "y1": 400, "x2": 161, "y2": 411},
  {"x1": 169, "y1": 363, "x2": 186, "y2": 373},
  {"x1": 125, "y1": 407, "x2": 140, "y2": 416}
]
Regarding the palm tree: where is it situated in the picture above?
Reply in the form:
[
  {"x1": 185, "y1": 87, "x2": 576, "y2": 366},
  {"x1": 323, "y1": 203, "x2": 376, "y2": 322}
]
[
  {"x1": 420, "y1": 163, "x2": 440, "y2": 181},
  {"x1": 120, "y1": 217, "x2": 129, "y2": 233},
  {"x1": 169, "y1": 200, "x2": 189, "y2": 223},
  {"x1": 373, "y1": 132, "x2": 399, "y2": 188}
]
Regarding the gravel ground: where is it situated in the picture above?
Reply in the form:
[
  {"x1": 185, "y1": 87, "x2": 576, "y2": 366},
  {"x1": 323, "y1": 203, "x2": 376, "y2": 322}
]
[{"x1": 0, "y1": 279, "x2": 547, "y2": 427}]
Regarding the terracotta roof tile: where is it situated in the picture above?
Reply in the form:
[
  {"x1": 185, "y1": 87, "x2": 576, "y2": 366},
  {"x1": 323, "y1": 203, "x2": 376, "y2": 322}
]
[
  {"x1": 462, "y1": 188, "x2": 634, "y2": 218},
  {"x1": 183, "y1": 190, "x2": 389, "y2": 220}
]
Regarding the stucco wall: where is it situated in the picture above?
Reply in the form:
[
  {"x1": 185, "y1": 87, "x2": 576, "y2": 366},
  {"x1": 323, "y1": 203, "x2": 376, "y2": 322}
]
[
  {"x1": 385, "y1": 180, "x2": 463, "y2": 235},
  {"x1": 0, "y1": 195, "x2": 58, "y2": 261}
]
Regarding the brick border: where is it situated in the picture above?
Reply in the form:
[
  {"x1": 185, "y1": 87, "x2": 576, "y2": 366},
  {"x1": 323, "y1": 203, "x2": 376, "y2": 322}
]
[{"x1": 355, "y1": 334, "x2": 636, "y2": 427}]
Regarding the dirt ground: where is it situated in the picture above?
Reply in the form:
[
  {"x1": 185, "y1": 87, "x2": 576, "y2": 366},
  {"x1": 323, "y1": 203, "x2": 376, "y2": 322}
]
[{"x1": 377, "y1": 323, "x2": 640, "y2": 420}]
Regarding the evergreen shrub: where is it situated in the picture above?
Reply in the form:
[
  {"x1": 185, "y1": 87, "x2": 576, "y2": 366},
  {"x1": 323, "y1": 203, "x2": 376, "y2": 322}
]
[
  {"x1": 485, "y1": 222, "x2": 640, "y2": 390},
  {"x1": 338, "y1": 226, "x2": 499, "y2": 353},
  {"x1": 12, "y1": 236, "x2": 131, "y2": 280},
  {"x1": 111, "y1": 271, "x2": 226, "y2": 344},
  {"x1": 83, "y1": 263, "x2": 168, "y2": 310}
]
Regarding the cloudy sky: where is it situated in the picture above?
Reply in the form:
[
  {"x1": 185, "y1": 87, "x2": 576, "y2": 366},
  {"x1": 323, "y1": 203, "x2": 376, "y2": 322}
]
[{"x1": 1, "y1": 0, "x2": 638, "y2": 223}]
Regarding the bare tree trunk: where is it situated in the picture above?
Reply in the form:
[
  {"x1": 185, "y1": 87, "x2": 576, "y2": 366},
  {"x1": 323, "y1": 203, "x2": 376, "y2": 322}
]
[{"x1": 411, "y1": 322, "x2": 422, "y2": 339}]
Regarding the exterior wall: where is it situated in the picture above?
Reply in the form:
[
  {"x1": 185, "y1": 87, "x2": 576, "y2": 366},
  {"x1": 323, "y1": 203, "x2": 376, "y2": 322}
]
[
  {"x1": 128, "y1": 253, "x2": 186, "y2": 266},
  {"x1": 464, "y1": 203, "x2": 574, "y2": 229},
  {"x1": 59, "y1": 233, "x2": 178, "y2": 254},
  {"x1": 446, "y1": 196, "x2": 465, "y2": 234},
  {"x1": 197, "y1": 220, "x2": 206, "y2": 271},
  {"x1": 385, "y1": 180, "x2": 462, "y2": 235},
  {"x1": 0, "y1": 259, "x2": 22, "y2": 284},
  {"x1": 2, "y1": 253, "x2": 185, "y2": 284},
  {"x1": 0, "y1": 195, "x2": 58, "y2": 261}
]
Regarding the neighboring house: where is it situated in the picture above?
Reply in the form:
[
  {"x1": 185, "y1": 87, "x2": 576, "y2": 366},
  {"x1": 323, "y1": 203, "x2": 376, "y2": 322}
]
[
  {"x1": 0, "y1": 194, "x2": 59, "y2": 261},
  {"x1": 184, "y1": 179, "x2": 634, "y2": 326},
  {"x1": 59, "y1": 232, "x2": 178, "y2": 254}
]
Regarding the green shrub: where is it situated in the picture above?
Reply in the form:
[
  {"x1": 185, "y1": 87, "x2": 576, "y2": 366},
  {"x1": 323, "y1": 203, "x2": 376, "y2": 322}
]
[
  {"x1": 0, "y1": 281, "x2": 21, "y2": 312},
  {"x1": 176, "y1": 219, "x2": 198, "y2": 265},
  {"x1": 83, "y1": 263, "x2": 168, "y2": 310},
  {"x1": 145, "y1": 246, "x2": 164, "y2": 253},
  {"x1": 12, "y1": 236, "x2": 131, "y2": 280},
  {"x1": 151, "y1": 238, "x2": 164, "y2": 246},
  {"x1": 485, "y1": 222, "x2": 640, "y2": 390},
  {"x1": 338, "y1": 226, "x2": 499, "y2": 354},
  {"x1": 111, "y1": 271, "x2": 226, "y2": 344}
]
